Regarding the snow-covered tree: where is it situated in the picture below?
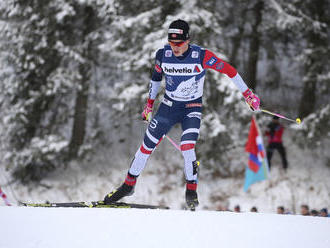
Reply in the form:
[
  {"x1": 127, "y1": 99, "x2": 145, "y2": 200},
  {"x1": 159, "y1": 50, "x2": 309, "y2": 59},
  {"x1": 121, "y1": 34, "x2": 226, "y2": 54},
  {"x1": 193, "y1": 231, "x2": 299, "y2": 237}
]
[
  {"x1": 268, "y1": 0, "x2": 330, "y2": 118},
  {"x1": 293, "y1": 104, "x2": 330, "y2": 167},
  {"x1": 0, "y1": 0, "x2": 116, "y2": 182}
]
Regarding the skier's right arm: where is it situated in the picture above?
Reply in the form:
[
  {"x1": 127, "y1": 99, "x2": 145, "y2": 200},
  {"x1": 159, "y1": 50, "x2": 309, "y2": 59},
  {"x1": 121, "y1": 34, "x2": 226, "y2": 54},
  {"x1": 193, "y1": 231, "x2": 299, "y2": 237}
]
[
  {"x1": 142, "y1": 49, "x2": 163, "y2": 122},
  {"x1": 201, "y1": 49, "x2": 260, "y2": 111}
]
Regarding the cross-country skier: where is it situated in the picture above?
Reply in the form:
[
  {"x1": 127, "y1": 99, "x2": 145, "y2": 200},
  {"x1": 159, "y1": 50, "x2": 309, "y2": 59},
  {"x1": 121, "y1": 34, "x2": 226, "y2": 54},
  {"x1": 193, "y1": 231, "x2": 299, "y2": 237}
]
[{"x1": 104, "y1": 19, "x2": 260, "y2": 209}]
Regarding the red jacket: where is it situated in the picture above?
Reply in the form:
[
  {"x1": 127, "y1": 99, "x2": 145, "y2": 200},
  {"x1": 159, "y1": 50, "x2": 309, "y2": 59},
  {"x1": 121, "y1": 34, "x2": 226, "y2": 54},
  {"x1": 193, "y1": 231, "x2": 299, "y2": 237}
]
[{"x1": 265, "y1": 122, "x2": 284, "y2": 144}]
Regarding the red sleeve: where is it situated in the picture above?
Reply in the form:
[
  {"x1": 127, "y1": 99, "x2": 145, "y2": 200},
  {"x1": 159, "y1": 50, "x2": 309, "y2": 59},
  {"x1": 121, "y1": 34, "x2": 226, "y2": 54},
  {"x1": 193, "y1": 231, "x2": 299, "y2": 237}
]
[{"x1": 202, "y1": 50, "x2": 237, "y2": 78}]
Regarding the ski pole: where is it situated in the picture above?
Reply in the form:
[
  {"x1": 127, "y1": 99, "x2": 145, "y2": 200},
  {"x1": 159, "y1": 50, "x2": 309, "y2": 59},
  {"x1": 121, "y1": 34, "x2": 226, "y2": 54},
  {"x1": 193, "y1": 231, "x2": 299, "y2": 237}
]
[
  {"x1": 163, "y1": 135, "x2": 181, "y2": 151},
  {"x1": 260, "y1": 108, "x2": 301, "y2": 124}
]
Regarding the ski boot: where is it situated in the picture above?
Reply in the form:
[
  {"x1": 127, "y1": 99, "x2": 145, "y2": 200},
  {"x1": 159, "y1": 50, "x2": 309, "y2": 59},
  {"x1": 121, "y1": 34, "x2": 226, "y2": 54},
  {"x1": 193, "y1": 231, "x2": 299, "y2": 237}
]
[
  {"x1": 185, "y1": 181, "x2": 199, "y2": 211},
  {"x1": 104, "y1": 173, "x2": 137, "y2": 204}
]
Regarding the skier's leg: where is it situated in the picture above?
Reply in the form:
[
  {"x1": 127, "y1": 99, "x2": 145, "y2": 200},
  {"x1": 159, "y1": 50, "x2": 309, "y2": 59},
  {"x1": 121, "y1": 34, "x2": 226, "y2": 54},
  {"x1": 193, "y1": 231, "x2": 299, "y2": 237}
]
[
  {"x1": 129, "y1": 112, "x2": 172, "y2": 176},
  {"x1": 181, "y1": 104, "x2": 202, "y2": 209},
  {"x1": 277, "y1": 143, "x2": 288, "y2": 169},
  {"x1": 266, "y1": 144, "x2": 274, "y2": 170},
  {"x1": 104, "y1": 103, "x2": 173, "y2": 203}
]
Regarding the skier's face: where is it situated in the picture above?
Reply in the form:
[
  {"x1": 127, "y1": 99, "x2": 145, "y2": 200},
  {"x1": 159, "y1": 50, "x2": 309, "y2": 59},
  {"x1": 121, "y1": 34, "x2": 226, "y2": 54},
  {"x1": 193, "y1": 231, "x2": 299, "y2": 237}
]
[{"x1": 168, "y1": 40, "x2": 190, "y2": 56}]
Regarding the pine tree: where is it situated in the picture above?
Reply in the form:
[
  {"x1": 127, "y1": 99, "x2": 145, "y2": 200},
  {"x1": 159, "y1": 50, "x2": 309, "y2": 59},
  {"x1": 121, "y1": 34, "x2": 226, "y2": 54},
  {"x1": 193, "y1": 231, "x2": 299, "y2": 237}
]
[{"x1": 0, "y1": 0, "x2": 114, "y2": 182}]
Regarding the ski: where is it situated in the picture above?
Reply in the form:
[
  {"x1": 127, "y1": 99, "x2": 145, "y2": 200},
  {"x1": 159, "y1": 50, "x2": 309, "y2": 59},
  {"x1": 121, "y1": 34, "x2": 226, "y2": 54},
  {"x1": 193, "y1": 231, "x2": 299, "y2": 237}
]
[{"x1": 21, "y1": 201, "x2": 169, "y2": 210}]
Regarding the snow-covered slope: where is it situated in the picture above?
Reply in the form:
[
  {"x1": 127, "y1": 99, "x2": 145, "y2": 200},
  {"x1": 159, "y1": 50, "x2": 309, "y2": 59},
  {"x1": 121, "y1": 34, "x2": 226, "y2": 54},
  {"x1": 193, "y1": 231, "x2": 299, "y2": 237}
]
[{"x1": 1, "y1": 206, "x2": 329, "y2": 248}]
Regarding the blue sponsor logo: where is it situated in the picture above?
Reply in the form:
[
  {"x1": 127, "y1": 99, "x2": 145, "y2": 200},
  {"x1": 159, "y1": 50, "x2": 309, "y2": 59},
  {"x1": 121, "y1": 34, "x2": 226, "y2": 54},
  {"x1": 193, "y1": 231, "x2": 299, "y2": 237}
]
[{"x1": 206, "y1": 56, "x2": 217, "y2": 66}]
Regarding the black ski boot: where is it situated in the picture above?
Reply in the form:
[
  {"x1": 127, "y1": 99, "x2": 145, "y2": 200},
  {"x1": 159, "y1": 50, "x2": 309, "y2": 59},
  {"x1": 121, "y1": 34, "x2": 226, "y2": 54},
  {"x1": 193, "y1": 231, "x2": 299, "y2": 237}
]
[
  {"x1": 104, "y1": 173, "x2": 137, "y2": 204},
  {"x1": 185, "y1": 181, "x2": 199, "y2": 211}
]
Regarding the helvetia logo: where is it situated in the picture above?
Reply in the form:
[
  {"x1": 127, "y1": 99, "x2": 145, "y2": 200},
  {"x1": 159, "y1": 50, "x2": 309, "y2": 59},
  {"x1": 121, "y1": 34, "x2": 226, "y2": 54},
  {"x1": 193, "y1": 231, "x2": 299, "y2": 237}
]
[{"x1": 164, "y1": 67, "x2": 193, "y2": 73}]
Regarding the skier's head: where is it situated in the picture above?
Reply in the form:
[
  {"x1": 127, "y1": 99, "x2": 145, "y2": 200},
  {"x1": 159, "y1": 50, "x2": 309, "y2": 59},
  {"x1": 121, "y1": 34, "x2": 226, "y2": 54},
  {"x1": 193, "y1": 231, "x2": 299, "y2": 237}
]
[
  {"x1": 168, "y1": 19, "x2": 190, "y2": 41},
  {"x1": 272, "y1": 116, "x2": 279, "y2": 121},
  {"x1": 168, "y1": 19, "x2": 190, "y2": 56}
]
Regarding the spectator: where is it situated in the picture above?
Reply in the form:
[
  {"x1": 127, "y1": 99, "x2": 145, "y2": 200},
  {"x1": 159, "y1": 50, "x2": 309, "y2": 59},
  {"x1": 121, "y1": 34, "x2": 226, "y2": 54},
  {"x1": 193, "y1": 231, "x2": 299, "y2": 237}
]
[
  {"x1": 265, "y1": 116, "x2": 288, "y2": 170},
  {"x1": 234, "y1": 205, "x2": 241, "y2": 213},
  {"x1": 250, "y1": 206, "x2": 258, "y2": 212},
  {"x1": 300, "y1": 204, "x2": 310, "y2": 216},
  {"x1": 277, "y1": 206, "x2": 285, "y2": 214},
  {"x1": 310, "y1": 209, "x2": 319, "y2": 216},
  {"x1": 320, "y1": 208, "x2": 329, "y2": 217},
  {"x1": 216, "y1": 204, "x2": 230, "y2": 212}
]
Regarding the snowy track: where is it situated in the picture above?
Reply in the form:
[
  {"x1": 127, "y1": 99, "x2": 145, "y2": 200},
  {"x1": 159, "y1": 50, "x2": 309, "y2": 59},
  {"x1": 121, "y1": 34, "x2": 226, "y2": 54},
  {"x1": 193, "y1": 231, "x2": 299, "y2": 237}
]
[{"x1": 1, "y1": 206, "x2": 329, "y2": 248}]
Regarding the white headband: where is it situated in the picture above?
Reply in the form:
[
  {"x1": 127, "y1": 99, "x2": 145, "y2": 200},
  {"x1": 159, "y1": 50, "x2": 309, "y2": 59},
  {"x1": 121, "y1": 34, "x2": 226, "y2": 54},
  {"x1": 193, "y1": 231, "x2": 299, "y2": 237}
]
[{"x1": 168, "y1": 28, "x2": 183, "y2": 34}]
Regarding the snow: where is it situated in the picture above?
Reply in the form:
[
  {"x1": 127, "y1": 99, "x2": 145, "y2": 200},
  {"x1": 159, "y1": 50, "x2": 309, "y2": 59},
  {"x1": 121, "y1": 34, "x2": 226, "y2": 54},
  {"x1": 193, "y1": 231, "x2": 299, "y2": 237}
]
[
  {"x1": 269, "y1": 0, "x2": 302, "y2": 30},
  {"x1": 55, "y1": 3, "x2": 75, "y2": 22},
  {"x1": 1, "y1": 206, "x2": 329, "y2": 248}
]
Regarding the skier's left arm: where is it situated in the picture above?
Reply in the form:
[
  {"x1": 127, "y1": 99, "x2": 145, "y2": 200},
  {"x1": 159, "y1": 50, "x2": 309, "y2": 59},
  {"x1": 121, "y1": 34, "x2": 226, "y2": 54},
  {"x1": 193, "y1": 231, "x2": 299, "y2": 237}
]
[{"x1": 202, "y1": 49, "x2": 260, "y2": 111}]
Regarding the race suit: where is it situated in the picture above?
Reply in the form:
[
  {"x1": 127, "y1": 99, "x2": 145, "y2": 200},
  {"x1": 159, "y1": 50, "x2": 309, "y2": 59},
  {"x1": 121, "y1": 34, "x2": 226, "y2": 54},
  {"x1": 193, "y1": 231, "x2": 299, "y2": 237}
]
[{"x1": 129, "y1": 44, "x2": 249, "y2": 181}]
